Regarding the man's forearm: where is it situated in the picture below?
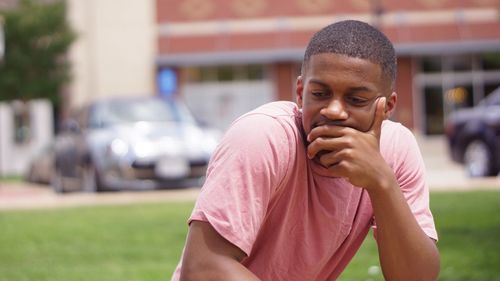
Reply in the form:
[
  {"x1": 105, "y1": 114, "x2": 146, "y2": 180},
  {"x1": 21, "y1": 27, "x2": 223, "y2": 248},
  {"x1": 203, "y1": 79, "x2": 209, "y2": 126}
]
[{"x1": 368, "y1": 180, "x2": 440, "y2": 281}]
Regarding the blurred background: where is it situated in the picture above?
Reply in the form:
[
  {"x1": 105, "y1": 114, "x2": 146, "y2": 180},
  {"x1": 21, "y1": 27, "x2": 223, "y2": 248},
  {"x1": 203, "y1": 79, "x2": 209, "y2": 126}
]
[
  {"x1": 1, "y1": 0, "x2": 500, "y2": 186},
  {"x1": 0, "y1": 1, "x2": 500, "y2": 281}
]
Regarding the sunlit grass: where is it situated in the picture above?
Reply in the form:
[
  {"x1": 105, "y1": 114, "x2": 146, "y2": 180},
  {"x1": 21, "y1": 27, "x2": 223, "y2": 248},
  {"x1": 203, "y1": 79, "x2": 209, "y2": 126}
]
[
  {"x1": 339, "y1": 191, "x2": 500, "y2": 281},
  {"x1": 0, "y1": 202, "x2": 193, "y2": 281},
  {"x1": 0, "y1": 191, "x2": 499, "y2": 281}
]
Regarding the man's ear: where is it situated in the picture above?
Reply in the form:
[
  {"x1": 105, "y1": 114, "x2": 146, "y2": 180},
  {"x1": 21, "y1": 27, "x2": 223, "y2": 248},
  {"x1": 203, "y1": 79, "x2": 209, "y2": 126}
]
[
  {"x1": 385, "y1": 92, "x2": 397, "y2": 118},
  {"x1": 296, "y1": 76, "x2": 304, "y2": 108}
]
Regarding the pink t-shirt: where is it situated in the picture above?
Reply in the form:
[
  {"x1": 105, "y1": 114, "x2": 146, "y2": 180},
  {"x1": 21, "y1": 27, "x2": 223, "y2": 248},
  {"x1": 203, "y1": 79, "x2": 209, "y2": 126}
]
[{"x1": 171, "y1": 101, "x2": 437, "y2": 281}]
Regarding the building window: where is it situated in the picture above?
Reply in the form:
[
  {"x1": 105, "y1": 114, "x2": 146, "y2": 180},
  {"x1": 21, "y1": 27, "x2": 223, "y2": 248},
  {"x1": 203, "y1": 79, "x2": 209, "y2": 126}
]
[
  {"x1": 480, "y1": 52, "x2": 500, "y2": 71},
  {"x1": 12, "y1": 101, "x2": 31, "y2": 144},
  {"x1": 200, "y1": 66, "x2": 218, "y2": 82},
  {"x1": 181, "y1": 63, "x2": 273, "y2": 130},
  {"x1": 421, "y1": 56, "x2": 442, "y2": 73},
  {"x1": 184, "y1": 64, "x2": 268, "y2": 83},
  {"x1": 247, "y1": 64, "x2": 266, "y2": 80},
  {"x1": 416, "y1": 53, "x2": 500, "y2": 134},
  {"x1": 444, "y1": 55, "x2": 473, "y2": 72},
  {"x1": 218, "y1": 65, "x2": 234, "y2": 82},
  {"x1": 423, "y1": 86, "x2": 444, "y2": 135}
]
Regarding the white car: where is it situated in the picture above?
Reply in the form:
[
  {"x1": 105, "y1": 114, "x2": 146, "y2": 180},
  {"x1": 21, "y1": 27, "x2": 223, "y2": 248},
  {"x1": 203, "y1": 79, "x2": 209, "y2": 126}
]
[{"x1": 52, "y1": 96, "x2": 220, "y2": 193}]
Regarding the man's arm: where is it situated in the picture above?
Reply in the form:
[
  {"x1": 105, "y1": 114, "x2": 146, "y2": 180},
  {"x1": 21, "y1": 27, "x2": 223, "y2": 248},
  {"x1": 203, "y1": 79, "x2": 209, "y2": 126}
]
[
  {"x1": 179, "y1": 221, "x2": 261, "y2": 281},
  {"x1": 368, "y1": 176, "x2": 440, "y2": 281},
  {"x1": 306, "y1": 98, "x2": 440, "y2": 280}
]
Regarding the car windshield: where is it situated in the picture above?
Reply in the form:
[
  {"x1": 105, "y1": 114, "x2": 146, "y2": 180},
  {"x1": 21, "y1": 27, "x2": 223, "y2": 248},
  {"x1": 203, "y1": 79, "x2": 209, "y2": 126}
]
[
  {"x1": 89, "y1": 98, "x2": 197, "y2": 128},
  {"x1": 479, "y1": 88, "x2": 500, "y2": 107}
]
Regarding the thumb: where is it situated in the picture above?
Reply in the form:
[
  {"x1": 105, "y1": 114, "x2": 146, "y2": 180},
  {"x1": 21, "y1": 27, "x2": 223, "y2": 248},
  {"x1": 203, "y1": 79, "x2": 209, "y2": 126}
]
[{"x1": 369, "y1": 96, "x2": 386, "y2": 139}]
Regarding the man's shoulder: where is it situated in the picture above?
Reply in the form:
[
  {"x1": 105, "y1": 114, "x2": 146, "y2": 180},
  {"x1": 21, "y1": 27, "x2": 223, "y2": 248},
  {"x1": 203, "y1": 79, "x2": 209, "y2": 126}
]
[
  {"x1": 232, "y1": 101, "x2": 300, "y2": 130},
  {"x1": 246, "y1": 101, "x2": 299, "y2": 118},
  {"x1": 224, "y1": 101, "x2": 301, "y2": 141},
  {"x1": 380, "y1": 120, "x2": 421, "y2": 162},
  {"x1": 381, "y1": 119, "x2": 413, "y2": 138}
]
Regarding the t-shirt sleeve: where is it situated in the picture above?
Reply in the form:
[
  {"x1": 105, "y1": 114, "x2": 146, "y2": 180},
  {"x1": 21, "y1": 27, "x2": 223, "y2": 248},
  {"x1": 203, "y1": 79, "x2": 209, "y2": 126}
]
[
  {"x1": 376, "y1": 122, "x2": 438, "y2": 241},
  {"x1": 188, "y1": 113, "x2": 294, "y2": 255}
]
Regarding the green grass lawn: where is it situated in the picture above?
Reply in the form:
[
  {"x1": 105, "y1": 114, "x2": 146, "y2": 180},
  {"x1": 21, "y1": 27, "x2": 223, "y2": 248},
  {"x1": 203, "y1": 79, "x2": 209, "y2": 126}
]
[
  {"x1": 339, "y1": 191, "x2": 500, "y2": 281},
  {"x1": 0, "y1": 191, "x2": 499, "y2": 281},
  {"x1": 0, "y1": 202, "x2": 193, "y2": 281}
]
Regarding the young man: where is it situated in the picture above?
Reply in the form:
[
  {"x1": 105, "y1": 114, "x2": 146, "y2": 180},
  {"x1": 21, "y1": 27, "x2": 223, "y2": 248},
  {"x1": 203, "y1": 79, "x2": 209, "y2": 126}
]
[{"x1": 172, "y1": 20, "x2": 440, "y2": 281}]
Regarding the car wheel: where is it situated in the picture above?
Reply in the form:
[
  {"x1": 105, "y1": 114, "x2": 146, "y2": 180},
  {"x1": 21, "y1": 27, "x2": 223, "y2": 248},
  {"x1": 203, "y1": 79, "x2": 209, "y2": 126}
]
[
  {"x1": 464, "y1": 139, "x2": 493, "y2": 177},
  {"x1": 51, "y1": 167, "x2": 66, "y2": 193},
  {"x1": 81, "y1": 163, "x2": 100, "y2": 193}
]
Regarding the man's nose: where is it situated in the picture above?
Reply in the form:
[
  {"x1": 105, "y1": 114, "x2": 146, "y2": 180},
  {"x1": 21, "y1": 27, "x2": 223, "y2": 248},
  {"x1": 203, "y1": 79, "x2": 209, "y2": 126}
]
[{"x1": 320, "y1": 99, "x2": 348, "y2": 120}]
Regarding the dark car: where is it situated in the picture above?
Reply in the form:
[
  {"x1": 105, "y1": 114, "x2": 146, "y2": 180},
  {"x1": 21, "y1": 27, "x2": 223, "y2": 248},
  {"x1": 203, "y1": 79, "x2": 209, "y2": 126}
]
[
  {"x1": 444, "y1": 87, "x2": 500, "y2": 177},
  {"x1": 52, "y1": 96, "x2": 220, "y2": 193}
]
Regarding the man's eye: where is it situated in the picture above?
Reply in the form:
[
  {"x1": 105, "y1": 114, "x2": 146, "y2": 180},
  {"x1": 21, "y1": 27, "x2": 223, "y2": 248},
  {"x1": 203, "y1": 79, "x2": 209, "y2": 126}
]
[
  {"x1": 346, "y1": 96, "x2": 369, "y2": 106},
  {"x1": 311, "y1": 91, "x2": 330, "y2": 98}
]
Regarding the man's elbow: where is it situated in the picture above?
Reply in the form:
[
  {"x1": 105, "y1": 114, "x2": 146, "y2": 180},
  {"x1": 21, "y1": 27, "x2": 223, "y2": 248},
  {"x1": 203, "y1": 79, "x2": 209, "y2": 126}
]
[
  {"x1": 179, "y1": 266, "x2": 210, "y2": 281},
  {"x1": 179, "y1": 269, "x2": 202, "y2": 281},
  {"x1": 179, "y1": 259, "x2": 226, "y2": 281},
  {"x1": 179, "y1": 261, "x2": 212, "y2": 281},
  {"x1": 429, "y1": 253, "x2": 441, "y2": 281},
  {"x1": 426, "y1": 240, "x2": 441, "y2": 281},
  {"x1": 416, "y1": 246, "x2": 441, "y2": 281}
]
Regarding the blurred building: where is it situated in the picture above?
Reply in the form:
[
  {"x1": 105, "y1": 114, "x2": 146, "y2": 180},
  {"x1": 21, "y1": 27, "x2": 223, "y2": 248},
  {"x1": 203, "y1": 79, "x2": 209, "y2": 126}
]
[
  {"x1": 155, "y1": 0, "x2": 500, "y2": 134},
  {"x1": 64, "y1": 0, "x2": 500, "y2": 134},
  {"x1": 0, "y1": 100, "x2": 53, "y2": 176},
  {"x1": 66, "y1": 0, "x2": 156, "y2": 108}
]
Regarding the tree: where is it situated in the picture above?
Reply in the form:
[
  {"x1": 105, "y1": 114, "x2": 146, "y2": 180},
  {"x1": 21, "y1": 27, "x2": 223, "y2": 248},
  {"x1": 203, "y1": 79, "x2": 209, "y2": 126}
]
[{"x1": 0, "y1": 0, "x2": 76, "y2": 104}]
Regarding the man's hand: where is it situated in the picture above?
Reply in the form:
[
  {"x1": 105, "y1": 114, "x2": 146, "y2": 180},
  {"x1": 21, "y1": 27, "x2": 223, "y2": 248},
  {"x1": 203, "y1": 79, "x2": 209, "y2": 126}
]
[{"x1": 306, "y1": 97, "x2": 396, "y2": 190}]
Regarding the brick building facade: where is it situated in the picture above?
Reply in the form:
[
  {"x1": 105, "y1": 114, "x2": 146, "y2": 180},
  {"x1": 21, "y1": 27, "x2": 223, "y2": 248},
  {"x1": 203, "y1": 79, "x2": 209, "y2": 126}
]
[{"x1": 155, "y1": 0, "x2": 500, "y2": 134}]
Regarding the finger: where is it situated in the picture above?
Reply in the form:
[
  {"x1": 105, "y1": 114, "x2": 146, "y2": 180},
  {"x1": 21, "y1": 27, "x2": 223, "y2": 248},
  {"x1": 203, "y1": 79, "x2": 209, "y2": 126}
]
[
  {"x1": 325, "y1": 160, "x2": 348, "y2": 178},
  {"x1": 318, "y1": 149, "x2": 343, "y2": 167},
  {"x1": 369, "y1": 97, "x2": 386, "y2": 139},
  {"x1": 307, "y1": 125, "x2": 350, "y2": 143},
  {"x1": 307, "y1": 136, "x2": 348, "y2": 159}
]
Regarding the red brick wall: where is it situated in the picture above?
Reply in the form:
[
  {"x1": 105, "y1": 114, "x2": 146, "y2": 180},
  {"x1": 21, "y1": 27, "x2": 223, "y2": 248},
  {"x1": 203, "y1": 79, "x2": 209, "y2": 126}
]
[
  {"x1": 273, "y1": 63, "x2": 298, "y2": 101},
  {"x1": 157, "y1": 0, "x2": 500, "y2": 22},
  {"x1": 394, "y1": 57, "x2": 415, "y2": 129},
  {"x1": 157, "y1": 0, "x2": 500, "y2": 55}
]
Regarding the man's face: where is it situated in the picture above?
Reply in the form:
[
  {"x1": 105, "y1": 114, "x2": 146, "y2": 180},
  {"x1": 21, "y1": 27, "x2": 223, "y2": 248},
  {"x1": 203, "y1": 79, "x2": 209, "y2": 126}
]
[{"x1": 296, "y1": 53, "x2": 396, "y2": 136}]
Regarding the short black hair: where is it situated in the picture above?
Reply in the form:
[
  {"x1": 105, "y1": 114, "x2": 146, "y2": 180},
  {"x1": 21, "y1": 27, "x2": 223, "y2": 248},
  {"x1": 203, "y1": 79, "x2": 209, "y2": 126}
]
[{"x1": 302, "y1": 20, "x2": 396, "y2": 88}]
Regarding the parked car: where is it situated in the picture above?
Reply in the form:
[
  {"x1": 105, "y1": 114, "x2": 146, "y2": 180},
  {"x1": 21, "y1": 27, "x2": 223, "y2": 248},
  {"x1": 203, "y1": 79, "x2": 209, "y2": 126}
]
[
  {"x1": 444, "y1": 87, "x2": 500, "y2": 177},
  {"x1": 52, "y1": 96, "x2": 221, "y2": 193},
  {"x1": 26, "y1": 144, "x2": 54, "y2": 185}
]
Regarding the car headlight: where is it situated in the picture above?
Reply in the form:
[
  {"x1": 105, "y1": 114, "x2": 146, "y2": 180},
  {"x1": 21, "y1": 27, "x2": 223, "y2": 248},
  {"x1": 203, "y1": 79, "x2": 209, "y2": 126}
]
[
  {"x1": 133, "y1": 141, "x2": 159, "y2": 158},
  {"x1": 110, "y1": 138, "x2": 129, "y2": 157}
]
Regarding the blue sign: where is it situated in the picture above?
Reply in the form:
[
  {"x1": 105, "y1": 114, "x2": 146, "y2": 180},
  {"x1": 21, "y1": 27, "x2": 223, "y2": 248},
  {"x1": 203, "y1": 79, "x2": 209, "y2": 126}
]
[{"x1": 158, "y1": 68, "x2": 177, "y2": 97}]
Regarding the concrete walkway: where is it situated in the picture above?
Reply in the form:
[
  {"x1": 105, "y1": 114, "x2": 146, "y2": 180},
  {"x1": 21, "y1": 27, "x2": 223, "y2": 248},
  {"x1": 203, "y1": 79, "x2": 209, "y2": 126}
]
[
  {"x1": 0, "y1": 136, "x2": 499, "y2": 211},
  {"x1": 417, "y1": 135, "x2": 500, "y2": 191},
  {"x1": 0, "y1": 183, "x2": 201, "y2": 211}
]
